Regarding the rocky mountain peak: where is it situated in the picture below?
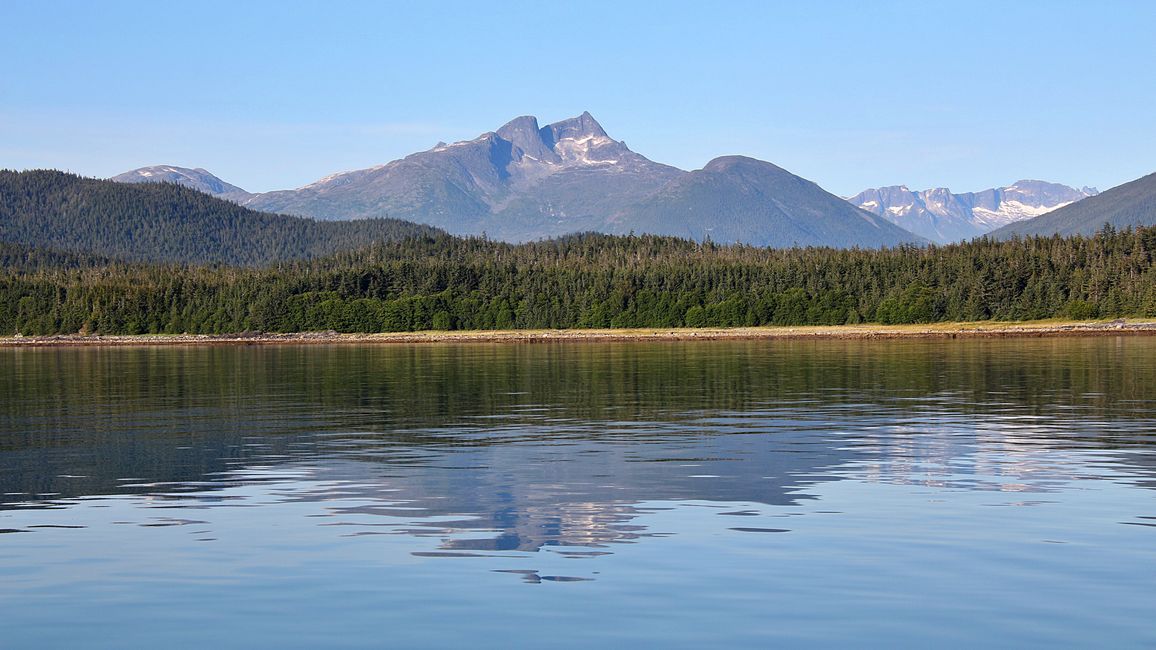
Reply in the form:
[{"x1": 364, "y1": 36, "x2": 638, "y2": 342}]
[
  {"x1": 543, "y1": 111, "x2": 609, "y2": 144},
  {"x1": 491, "y1": 112, "x2": 627, "y2": 166},
  {"x1": 1001, "y1": 180, "x2": 1099, "y2": 206},
  {"x1": 849, "y1": 179, "x2": 1098, "y2": 244},
  {"x1": 496, "y1": 115, "x2": 555, "y2": 160},
  {"x1": 107, "y1": 112, "x2": 924, "y2": 248}
]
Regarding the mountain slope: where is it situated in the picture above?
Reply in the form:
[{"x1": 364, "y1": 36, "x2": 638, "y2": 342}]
[
  {"x1": 849, "y1": 181, "x2": 1097, "y2": 244},
  {"x1": 0, "y1": 170, "x2": 440, "y2": 266},
  {"x1": 111, "y1": 165, "x2": 254, "y2": 202},
  {"x1": 616, "y1": 156, "x2": 924, "y2": 248},
  {"x1": 243, "y1": 112, "x2": 683, "y2": 240},
  {"x1": 989, "y1": 172, "x2": 1156, "y2": 239},
  {"x1": 110, "y1": 112, "x2": 925, "y2": 248}
]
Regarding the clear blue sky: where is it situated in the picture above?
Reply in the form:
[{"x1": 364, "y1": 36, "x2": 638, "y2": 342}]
[{"x1": 2, "y1": 0, "x2": 1153, "y2": 196}]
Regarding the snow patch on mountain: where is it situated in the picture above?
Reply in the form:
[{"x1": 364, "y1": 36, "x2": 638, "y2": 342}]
[
  {"x1": 109, "y1": 165, "x2": 252, "y2": 200},
  {"x1": 849, "y1": 181, "x2": 1098, "y2": 244}
]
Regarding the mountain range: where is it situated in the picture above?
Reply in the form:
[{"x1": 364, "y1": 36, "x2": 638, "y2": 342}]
[
  {"x1": 108, "y1": 112, "x2": 1156, "y2": 248},
  {"x1": 990, "y1": 172, "x2": 1156, "y2": 239},
  {"x1": 848, "y1": 181, "x2": 1098, "y2": 244},
  {"x1": 111, "y1": 112, "x2": 922, "y2": 249}
]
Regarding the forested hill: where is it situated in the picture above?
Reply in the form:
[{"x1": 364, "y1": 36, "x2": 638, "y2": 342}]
[
  {"x1": 0, "y1": 170, "x2": 441, "y2": 265},
  {"x1": 3, "y1": 227, "x2": 1155, "y2": 336},
  {"x1": 0, "y1": 240, "x2": 114, "y2": 272}
]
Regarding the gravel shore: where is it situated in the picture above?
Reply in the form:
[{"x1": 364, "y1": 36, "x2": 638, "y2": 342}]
[{"x1": 2, "y1": 319, "x2": 1154, "y2": 347}]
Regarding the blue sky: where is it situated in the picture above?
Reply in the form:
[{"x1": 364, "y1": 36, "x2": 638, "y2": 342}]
[{"x1": 2, "y1": 0, "x2": 1153, "y2": 196}]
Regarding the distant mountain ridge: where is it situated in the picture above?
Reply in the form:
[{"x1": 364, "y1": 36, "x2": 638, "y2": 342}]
[
  {"x1": 0, "y1": 170, "x2": 440, "y2": 266},
  {"x1": 245, "y1": 111, "x2": 689, "y2": 242},
  {"x1": 111, "y1": 165, "x2": 255, "y2": 203},
  {"x1": 614, "y1": 156, "x2": 918, "y2": 248},
  {"x1": 989, "y1": 172, "x2": 1156, "y2": 239},
  {"x1": 111, "y1": 112, "x2": 924, "y2": 249},
  {"x1": 849, "y1": 181, "x2": 1097, "y2": 244}
]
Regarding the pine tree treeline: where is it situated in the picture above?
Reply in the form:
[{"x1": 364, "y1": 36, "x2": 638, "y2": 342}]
[{"x1": 3, "y1": 227, "x2": 1155, "y2": 335}]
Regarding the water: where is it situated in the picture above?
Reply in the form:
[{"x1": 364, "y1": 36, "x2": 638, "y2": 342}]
[{"x1": 1, "y1": 339, "x2": 1154, "y2": 647}]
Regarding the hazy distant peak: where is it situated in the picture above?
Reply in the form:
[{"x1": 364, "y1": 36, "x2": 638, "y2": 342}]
[
  {"x1": 990, "y1": 171, "x2": 1156, "y2": 239},
  {"x1": 110, "y1": 165, "x2": 250, "y2": 198},
  {"x1": 849, "y1": 180, "x2": 1098, "y2": 244}
]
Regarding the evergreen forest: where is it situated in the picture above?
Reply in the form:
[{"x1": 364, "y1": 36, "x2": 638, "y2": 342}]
[
  {"x1": 3, "y1": 226, "x2": 1155, "y2": 336},
  {"x1": 0, "y1": 170, "x2": 439, "y2": 265}
]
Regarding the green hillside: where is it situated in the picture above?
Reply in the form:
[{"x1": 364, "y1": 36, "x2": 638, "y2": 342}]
[{"x1": 0, "y1": 170, "x2": 441, "y2": 265}]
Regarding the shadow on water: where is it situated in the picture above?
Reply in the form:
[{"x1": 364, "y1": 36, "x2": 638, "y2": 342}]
[{"x1": 1, "y1": 337, "x2": 1155, "y2": 553}]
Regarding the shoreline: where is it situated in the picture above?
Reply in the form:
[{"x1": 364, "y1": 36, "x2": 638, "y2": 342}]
[{"x1": 1, "y1": 319, "x2": 1154, "y2": 347}]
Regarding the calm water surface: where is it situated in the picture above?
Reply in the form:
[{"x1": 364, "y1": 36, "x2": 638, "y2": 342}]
[{"x1": 1, "y1": 339, "x2": 1154, "y2": 647}]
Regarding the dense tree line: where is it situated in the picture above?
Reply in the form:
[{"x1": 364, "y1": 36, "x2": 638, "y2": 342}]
[
  {"x1": 2, "y1": 226, "x2": 1155, "y2": 335},
  {"x1": 0, "y1": 241, "x2": 111, "y2": 272},
  {"x1": 0, "y1": 170, "x2": 440, "y2": 265}
]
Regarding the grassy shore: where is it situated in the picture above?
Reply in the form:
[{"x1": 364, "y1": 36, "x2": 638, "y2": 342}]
[{"x1": 1, "y1": 319, "x2": 1154, "y2": 347}]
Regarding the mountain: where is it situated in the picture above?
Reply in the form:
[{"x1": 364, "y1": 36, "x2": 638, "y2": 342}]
[
  {"x1": 612, "y1": 156, "x2": 923, "y2": 247},
  {"x1": 849, "y1": 181, "x2": 1097, "y2": 244},
  {"x1": 242, "y1": 111, "x2": 685, "y2": 240},
  {"x1": 111, "y1": 112, "x2": 923, "y2": 248},
  {"x1": 0, "y1": 170, "x2": 440, "y2": 266},
  {"x1": 989, "y1": 172, "x2": 1156, "y2": 239},
  {"x1": 110, "y1": 165, "x2": 254, "y2": 203}
]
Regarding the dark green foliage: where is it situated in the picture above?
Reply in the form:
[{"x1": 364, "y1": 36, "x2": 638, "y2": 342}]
[
  {"x1": 2, "y1": 226, "x2": 1155, "y2": 336},
  {"x1": 0, "y1": 170, "x2": 441, "y2": 265},
  {"x1": 0, "y1": 240, "x2": 111, "y2": 271}
]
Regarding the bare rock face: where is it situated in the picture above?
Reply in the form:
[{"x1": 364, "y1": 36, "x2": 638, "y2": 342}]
[
  {"x1": 113, "y1": 113, "x2": 926, "y2": 248},
  {"x1": 850, "y1": 181, "x2": 1098, "y2": 244},
  {"x1": 990, "y1": 172, "x2": 1156, "y2": 239}
]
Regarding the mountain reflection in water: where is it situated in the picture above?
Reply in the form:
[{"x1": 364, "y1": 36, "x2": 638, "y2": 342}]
[{"x1": 2, "y1": 339, "x2": 1155, "y2": 647}]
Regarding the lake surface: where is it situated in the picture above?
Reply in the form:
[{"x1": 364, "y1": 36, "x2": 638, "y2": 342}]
[{"x1": 2, "y1": 338, "x2": 1154, "y2": 647}]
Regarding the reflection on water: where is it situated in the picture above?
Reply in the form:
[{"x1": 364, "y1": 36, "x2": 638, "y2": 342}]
[{"x1": 1, "y1": 339, "x2": 1155, "y2": 647}]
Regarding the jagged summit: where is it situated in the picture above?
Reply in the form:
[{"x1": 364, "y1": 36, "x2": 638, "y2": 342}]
[
  {"x1": 495, "y1": 115, "x2": 558, "y2": 162},
  {"x1": 543, "y1": 111, "x2": 608, "y2": 142},
  {"x1": 991, "y1": 172, "x2": 1156, "y2": 239},
  {"x1": 850, "y1": 180, "x2": 1098, "y2": 244},
  {"x1": 110, "y1": 112, "x2": 927, "y2": 248},
  {"x1": 493, "y1": 112, "x2": 619, "y2": 162}
]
